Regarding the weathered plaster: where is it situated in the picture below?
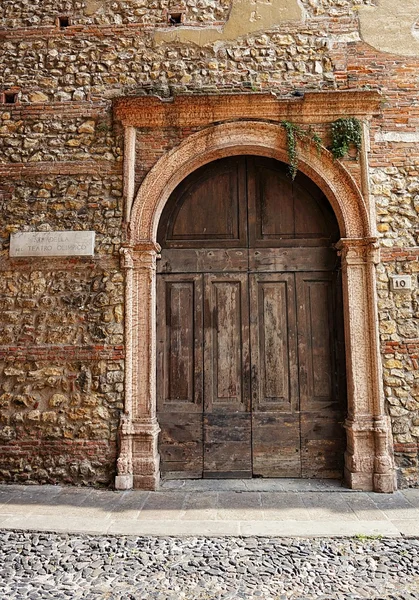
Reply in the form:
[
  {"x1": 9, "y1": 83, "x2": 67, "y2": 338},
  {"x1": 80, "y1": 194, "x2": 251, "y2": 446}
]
[
  {"x1": 154, "y1": 0, "x2": 303, "y2": 46},
  {"x1": 359, "y1": 0, "x2": 419, "y2": 57},
  {"x1": 375, "y1": 131, "x2": 419, "y2": 143}
]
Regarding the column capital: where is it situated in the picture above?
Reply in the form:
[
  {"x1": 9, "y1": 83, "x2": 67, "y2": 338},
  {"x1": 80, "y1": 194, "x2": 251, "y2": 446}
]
[
  {"x1": 120, "y1": 242, "x2": 161, "y2": 270},
  {"x1": 336, "y1": 237, "x2": 380, "y2": 264}
]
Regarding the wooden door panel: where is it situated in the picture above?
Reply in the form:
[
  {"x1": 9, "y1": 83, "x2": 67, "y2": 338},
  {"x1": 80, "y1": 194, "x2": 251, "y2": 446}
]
[
  {"x1": 296, "y1": 273, "x2": 338, "y2": 411},
  {"x1": 157, "y1": 274, "x2": 204, "y2": 476},
  {"x1": 204, "y1": 273, "x2": 250, "y2": 411},
  {"x1": 296, "y1": 272, "x2": 346, "y2": 478},
  {"x1": 203, "y1": 413, "x2": 252, "y2": 477},
  {"x1": 250, "y1": 273, "x2": 301, "y2": 477},
  {"x1": 300, "y1": 413, "x2": 345, "y2": 478},
  {"x1": 292, "y1": 177, "x2": 339, "y2": 241},
  {"x1": 203, "y1": 273, "x2": 251, "y2": 476},
  {"x1": 250, "y1": 273, "x2": 298, "y2": 411},
  {"x1": 247, "y1": 157, "x2": 340, "y2": 247},
  {"x1": 157, "y1": 274, "x2": 203, "y2": 411},
  {"x1": 247, "y1": 157, "x2": 294, "y2": 244},
  {"x1": 158, "y1": 156, "x2": 248, "y2": 248},
  {"x1": 167, "y1": 281, "x2": 195, "y2": 403},
  {"x1": 252, "y1": 413, "x2": 301, "y2": 477},
  {"x1": 158, "y1": 413, "x2": 203, "y2": 477}
]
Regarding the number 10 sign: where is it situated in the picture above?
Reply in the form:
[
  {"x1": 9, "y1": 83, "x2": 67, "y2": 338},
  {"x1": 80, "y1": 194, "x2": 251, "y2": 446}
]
[{"x1": 390, "y1": 275, "x2": 412, "y2": 291}]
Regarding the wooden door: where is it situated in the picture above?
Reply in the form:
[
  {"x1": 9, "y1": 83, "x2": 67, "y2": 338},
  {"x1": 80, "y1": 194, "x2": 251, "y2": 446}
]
[{"x1": 157, "y1": 156, "x2": 346, "y2": 479}]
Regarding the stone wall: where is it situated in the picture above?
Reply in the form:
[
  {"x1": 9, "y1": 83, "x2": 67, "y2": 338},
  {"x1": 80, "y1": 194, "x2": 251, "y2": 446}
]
[
  {"x1": 0, "y1": 113, "x2": 120, "y2": 163},
  {"x1": 0, "y1": 175, "x2": 123, "y2": 254},
  {"x1": 0, "y1": 30, "x2": 337, "y2": 100},
  {"x1": 1, "y1": 0, "x2": 419, "y2": 487},
  {"x1": 0, "y1": 257, "x2": 124, "y2": 485},
  {"x1": 0, "y1": 355, "x2": 122, "y2": 485},
  {"x1": 0, "y1": 264, "x2": 123, "y2": 345},
  {"x1": 0, "y1": 0, "x2": 374, "y2": 28},
  {"x1": 378, "y1": 248, "x2": 419, "y2": 487}
]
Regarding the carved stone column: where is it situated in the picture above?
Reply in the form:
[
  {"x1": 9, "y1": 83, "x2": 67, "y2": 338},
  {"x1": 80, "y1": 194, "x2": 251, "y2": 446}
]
[
  {"x1": 115, "y1": 243, "x2": 161, "y2": 490},
  {"x1": 338, "y1": 238, "x2": 395, "y2": 492}
]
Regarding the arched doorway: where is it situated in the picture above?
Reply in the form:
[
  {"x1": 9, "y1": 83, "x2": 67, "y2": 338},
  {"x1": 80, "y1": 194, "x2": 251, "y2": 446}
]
[
  {"x1": 114, "y1": 114, "x2": 395, "y2": 493},
  {"x1": 156, "y1": 155, "x2": 346, "y2": 479}
]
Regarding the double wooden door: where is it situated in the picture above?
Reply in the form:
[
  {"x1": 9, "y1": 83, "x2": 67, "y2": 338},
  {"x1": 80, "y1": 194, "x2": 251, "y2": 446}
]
[{"x1": 156, "y1": 156, "x2": 346, "y2": 479}]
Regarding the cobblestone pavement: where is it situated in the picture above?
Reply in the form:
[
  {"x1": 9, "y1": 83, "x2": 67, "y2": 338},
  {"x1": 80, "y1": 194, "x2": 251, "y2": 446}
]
[{"x1": 1, "y1": 531, "x2": 419, "y2": 600}]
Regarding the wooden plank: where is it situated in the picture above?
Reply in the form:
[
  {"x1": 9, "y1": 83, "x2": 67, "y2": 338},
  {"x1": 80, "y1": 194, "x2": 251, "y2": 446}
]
[
  {"x1": 203, "y1": 413, "x2": 252, "y2": 476},
  {"x1": 252, "y1": 413, "x2": 301, "y2": 477},
  {"x1": 157, "y1": 248, "x2": 248, "y2": 273},
  {"x1": 300, "y1": 412, "x2": 345, "y2": 479},
  {"x1": 158, "y1": 412, "x2": 203, "y2": 476},
  {"x1": 301, "y1": 439, "x2": 345, "y2": 479},
  {"x1": 249, "y1": 247, "x2": 337, "y2": 272}
]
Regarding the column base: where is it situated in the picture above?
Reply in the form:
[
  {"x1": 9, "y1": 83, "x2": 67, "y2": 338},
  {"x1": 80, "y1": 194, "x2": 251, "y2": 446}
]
[
  {"x1": 344, "y1": 468, "x2": 373, "y2": 491},
  {"x1": 344, "y1": 416, "x2": 396, "y2": 493},
  {"x1": 131, "y1": 418, "x2": 161, "y2": 490},
  {"x1": 133, "y1": 472, "x2": 160, "y2": 491},
  {"x1": 374, "y1": 472, "x2": 397, "y2": 493},
  {"x1": 115, "y1": 473, "x2": 134, "y2": 490}
]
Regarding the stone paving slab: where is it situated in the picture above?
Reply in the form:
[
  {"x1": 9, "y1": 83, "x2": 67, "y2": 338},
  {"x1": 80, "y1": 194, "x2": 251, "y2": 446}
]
[
  {"x1": 392, "y1": 520, "x2": 419, "y2": 537},
  {"x1": 161, "y1": 478, "x2": 346, "y2": 492},
  {"x1": 0, "y1": 514, "x2": 402, "y2": 538},
  {"x1": 0, "y1": 481, "x2": 419, "y2": 537},
  {"x1": 0, "y1": 514, "x2": 110, "y2": 535},
  {"x1": 239, "y1": 519, "x2": 401, "y2": 537},
  {"x1": 107, "y1": 519, "x2": 242, "y2": 536}
]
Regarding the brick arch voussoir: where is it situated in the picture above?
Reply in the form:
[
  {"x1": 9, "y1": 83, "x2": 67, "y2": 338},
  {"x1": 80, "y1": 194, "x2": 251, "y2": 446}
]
[{"x1": 130, "y1": 121, "x2": 370, "y2": 243}]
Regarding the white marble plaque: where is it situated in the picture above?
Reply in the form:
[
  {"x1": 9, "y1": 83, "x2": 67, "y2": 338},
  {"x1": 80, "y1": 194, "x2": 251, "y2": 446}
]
[
  {"x1": 10, "y1": 231, "x2": 95, "y2": 257},
  {"x1": 390, "y1": 275, "x2": 412, "y2": 291}
]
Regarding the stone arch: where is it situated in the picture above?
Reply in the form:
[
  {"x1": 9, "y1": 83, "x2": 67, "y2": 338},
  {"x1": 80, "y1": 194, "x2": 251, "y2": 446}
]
[
  {"x1": 116, "y1": 119, "x2": 395, "y2": 494},
  {"x1": 130, "y1": 121, "x2": 370, "y2": 244}
]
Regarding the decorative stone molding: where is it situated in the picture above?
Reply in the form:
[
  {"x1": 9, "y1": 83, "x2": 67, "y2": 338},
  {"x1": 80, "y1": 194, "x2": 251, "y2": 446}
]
[
  {"x1": 115, "y1": 243, "x2": 161, "y2": 490},
  {"x1": 130, "y1": 121, "x2": 370, "y2": 243},
  {"x1": 115, "y1": 93, "x2": 395, "y2": 492},
  {"x1": 123, "y1": 126, "x2": 136, "y2": 222},
  {"x1": 337, "y1": 238, "x2": 395, "y2": 493},
  {"x1": 114, "y1": 91, "x2": 382, "y2": 128}
]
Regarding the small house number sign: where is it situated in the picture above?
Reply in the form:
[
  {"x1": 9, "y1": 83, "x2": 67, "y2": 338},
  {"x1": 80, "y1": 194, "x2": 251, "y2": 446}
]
[{"x1": 389, "y1": 275, "x2": 412, "y2": 291}]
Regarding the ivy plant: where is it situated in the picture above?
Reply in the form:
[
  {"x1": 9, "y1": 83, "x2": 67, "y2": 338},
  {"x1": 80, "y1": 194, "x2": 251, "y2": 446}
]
[
  {"x1": 330, "y1": 117, "x2": 362, "y2": 160},
  {"x1": 281, "y1": 118, "x2": 362, "y2": 179},
  {"x1": 281, "y1": 121, "x2": 322, "y2": 180}
]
